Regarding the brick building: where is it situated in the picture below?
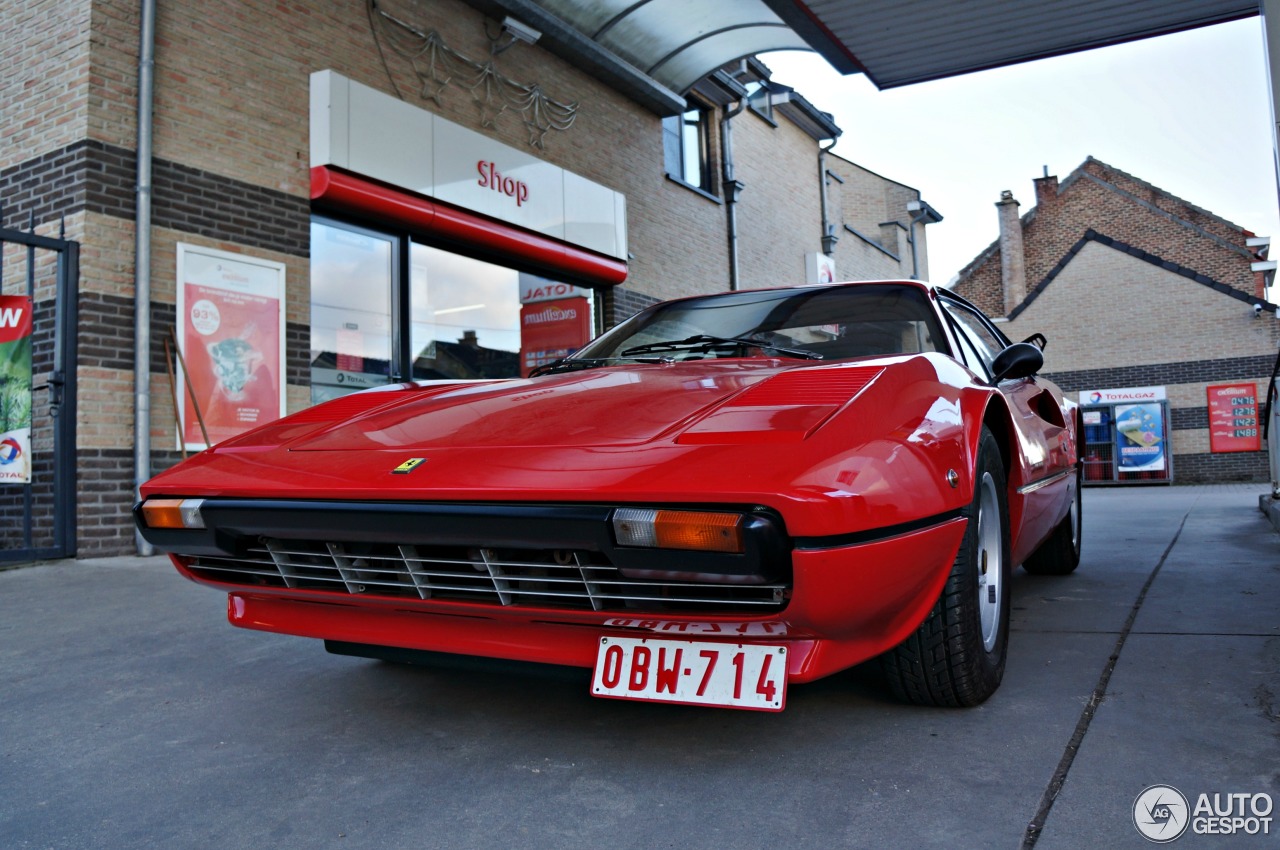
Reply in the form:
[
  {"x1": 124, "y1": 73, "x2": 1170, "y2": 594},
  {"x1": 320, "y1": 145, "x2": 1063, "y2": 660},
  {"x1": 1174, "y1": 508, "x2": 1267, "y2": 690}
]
[
  {"x1": 1, "y1": 0, "x2": 938, "y2": 559},
  {"x1": 953, "y1": 157, "x2": 1279, "y2": 484}
]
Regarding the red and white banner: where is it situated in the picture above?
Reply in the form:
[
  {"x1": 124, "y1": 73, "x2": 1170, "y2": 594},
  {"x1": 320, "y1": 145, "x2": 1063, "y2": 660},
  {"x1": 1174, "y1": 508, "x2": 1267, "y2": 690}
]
[
  {"x1": 0, "y1": 295, "x2": 33, "y2": 483},
  {"x1": 520, "y1": 297, "x2": 591, "y2": 377},
  {"x1": 177, "y1": 245, "x2": 286, "y2": 450}
]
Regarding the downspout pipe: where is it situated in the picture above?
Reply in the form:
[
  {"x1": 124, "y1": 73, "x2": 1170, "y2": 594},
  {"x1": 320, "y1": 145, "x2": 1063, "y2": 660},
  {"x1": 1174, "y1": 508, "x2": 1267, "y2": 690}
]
[
  {"x1": 818, "y1": 139, "x2": 838, "y2": 255},
  {"x1": 720, "y1": 99, "x2": 746, "y2": 291},
  {"x1": 907, "y1": 210, "x2": 924, "y2": 280},
  {"x1": 134, "y1": 0, "x2": 156, "y2": 555}
]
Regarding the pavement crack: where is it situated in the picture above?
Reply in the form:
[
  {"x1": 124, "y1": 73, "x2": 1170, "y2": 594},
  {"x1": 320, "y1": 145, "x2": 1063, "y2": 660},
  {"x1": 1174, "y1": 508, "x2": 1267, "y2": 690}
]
[
  {"x1": 1021, "y1": 509, "x2": 1191, "y2": 849},
  {"x1": 1256, "y1": 684, "x2": 1279, "y2": 723}
]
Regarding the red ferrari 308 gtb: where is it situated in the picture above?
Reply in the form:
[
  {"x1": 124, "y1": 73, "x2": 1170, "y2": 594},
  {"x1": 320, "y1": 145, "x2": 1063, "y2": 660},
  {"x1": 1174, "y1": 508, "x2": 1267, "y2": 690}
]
[{"x1": 137, "y1": 280, "x2": 1081, "y2": 711}]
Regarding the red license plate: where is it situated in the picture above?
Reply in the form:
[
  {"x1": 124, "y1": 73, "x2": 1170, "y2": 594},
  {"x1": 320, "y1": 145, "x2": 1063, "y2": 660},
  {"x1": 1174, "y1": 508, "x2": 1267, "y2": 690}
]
[{"x1": 591, "y1": 636, "x2": 787, "y2": 711}]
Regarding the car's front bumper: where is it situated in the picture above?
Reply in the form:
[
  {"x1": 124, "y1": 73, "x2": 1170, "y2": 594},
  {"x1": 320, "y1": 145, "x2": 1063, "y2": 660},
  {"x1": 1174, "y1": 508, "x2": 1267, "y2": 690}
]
[{"x1": 189, "y1": 514, "x2": 966, "y2": 684}]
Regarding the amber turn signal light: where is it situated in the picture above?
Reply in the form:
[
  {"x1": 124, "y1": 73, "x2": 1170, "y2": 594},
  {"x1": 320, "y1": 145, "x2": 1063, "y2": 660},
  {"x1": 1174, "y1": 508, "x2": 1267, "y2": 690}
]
[
  {"x1": 140, "y1": 498, "x2": 206, "y2": 529},
  {"x1": 612, "y1": 508, "x2": 744, "y2": 553}
]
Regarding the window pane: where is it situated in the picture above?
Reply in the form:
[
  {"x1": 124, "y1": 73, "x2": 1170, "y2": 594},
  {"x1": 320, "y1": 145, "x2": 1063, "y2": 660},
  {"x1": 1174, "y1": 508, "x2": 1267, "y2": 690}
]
[
  {"x1": 681, "y1": 109, "x2": 704, "y2": 188},
  {"x1": 309, "y1": 220, "x2": 395, "y2": 403},
  {"x1": 410, "y1": 244, "x2": 522, "y2": 380},
  {"x1": 940, "y1": 301, "x2": 1005, "y2": 380},
  {"x1": 661, "y1": 115, "x2": 683, "y2": 176}
]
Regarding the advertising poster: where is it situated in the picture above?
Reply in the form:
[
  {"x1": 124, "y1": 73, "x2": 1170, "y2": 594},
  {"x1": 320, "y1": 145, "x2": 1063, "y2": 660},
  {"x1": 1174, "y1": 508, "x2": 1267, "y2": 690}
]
[
  {"x1": 519, "y1": 297, "x2": 591, "y2": 377},
  {"x1": 177, "y1": 244, "x2": 286, "y2": 451},
  {"x1": 1115, "y1": 402, "x2": 1165, "y2": 472},
  {"x1": 1206, "y1": 383, "x2": 1261, "y2": 453},
  {"x1": 0, "y1": 296, "x2": 33, "y2": 484}
]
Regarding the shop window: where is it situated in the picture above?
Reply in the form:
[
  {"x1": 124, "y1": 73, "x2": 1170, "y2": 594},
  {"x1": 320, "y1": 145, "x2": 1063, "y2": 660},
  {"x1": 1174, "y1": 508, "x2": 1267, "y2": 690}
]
[
  {"x1": 409, "y1": 244, "x2": 522, "y2": 380},
  {"x1": 310, "y1": 217, "x2": 593, "y2": 400},
  {"x1": 310, "y1": 218, "x2": 396, "y2": 403},
  {"x1": 663, "y1": 105, "x2": 713, "y2": 193}
]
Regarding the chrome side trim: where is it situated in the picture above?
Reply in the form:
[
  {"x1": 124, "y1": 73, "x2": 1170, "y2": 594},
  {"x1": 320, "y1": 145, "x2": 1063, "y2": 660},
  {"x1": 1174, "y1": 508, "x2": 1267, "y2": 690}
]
[{"x1": 1017, "y1": 468, "x2": 1074, "y2": 496}]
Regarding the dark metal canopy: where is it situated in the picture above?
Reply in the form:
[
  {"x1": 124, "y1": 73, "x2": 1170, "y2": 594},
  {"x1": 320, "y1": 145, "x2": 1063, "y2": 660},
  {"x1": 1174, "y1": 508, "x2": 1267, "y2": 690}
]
[
  {"x1": 462, "y1": 0, "x2": 1260, "y2": 112},
  {"x1": 765, "y1": 0, "x2": 1260, "y2": 89}
]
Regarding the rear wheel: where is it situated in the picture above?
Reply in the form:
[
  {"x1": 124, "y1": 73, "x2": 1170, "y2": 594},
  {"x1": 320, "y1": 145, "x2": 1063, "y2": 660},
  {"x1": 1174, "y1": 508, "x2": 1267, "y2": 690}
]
[
  {"x1": 1022, "y1": 462, "x2": 1082, "y2": 576},
  {"x1": 882, "y1": 426, "x2": 1011, "y2": 707}
]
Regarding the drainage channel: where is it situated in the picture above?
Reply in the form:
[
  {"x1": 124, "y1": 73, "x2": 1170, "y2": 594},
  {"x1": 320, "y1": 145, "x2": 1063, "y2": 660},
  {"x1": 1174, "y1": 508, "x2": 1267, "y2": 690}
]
[{"x1": 1021, "y1": 509, "x2": 1192, "y2": 849}]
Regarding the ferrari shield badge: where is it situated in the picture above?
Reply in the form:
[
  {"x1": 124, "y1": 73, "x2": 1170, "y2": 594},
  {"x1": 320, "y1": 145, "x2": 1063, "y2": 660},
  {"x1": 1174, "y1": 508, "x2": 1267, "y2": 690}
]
[{"x1": 391, "y1": 458, "x2": 426, "y2": 474}]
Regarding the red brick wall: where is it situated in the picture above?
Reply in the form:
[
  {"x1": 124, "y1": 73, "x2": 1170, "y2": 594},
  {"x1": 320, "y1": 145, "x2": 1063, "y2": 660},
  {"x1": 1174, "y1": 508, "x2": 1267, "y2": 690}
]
[{"x1": 955, "y1": 158, "x2": 1259, "y2": 313}]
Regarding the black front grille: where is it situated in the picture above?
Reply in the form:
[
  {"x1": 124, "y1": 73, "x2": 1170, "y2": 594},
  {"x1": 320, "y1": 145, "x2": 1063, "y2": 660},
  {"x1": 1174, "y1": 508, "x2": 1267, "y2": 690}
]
[{"x1": 186, "y1": 538, "x2": 789, "y2": 613}]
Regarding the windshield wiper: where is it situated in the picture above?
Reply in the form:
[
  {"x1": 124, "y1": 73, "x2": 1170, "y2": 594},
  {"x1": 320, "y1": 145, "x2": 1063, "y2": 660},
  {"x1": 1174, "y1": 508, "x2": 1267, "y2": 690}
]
[
  {"x1": 529, "y1": 356, "x2": 672, "y2": 377},
  {"x1": 620, "y1": 334, "x2": 822, "y2": 360}
]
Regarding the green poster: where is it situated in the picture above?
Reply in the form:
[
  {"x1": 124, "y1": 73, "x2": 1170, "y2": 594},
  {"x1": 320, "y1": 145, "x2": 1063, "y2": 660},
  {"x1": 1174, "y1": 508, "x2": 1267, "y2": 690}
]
[{"x1": 0, "y1": 296, "x2": 33, "y2": 484}]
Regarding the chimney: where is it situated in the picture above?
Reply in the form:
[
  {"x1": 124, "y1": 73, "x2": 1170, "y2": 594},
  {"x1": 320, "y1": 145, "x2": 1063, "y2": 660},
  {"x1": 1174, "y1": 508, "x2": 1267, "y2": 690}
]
[
  {"x1": 996, "y1": 190, "x2": 1027, "y2": 315},
  {"x1": 1033, "y1": 172, "x2": 1059, "y2": 210},
  {"x1": 460, "y1": 330, "x2": 479, "y2": 348}
]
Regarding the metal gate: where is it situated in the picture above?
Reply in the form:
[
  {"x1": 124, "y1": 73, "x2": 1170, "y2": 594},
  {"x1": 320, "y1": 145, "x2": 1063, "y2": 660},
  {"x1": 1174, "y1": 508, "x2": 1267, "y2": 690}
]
[{"x1": 0, "y1": 214, "x2": 78, "y2": 563}]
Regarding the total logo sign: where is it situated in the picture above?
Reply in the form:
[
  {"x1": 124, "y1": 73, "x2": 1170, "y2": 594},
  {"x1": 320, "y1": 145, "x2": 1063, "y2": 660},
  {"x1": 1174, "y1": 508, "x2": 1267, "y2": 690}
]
[
  {"x1": 0, "y1": 437, "x2": 22, "y2": 466},
  {"x1": 1081, "y1": 385, "x2": 1167, "y2": 405}
]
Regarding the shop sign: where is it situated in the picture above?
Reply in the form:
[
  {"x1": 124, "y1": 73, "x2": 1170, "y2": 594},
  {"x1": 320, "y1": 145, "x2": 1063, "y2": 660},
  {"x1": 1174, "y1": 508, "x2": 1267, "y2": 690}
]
[
  {"x1": 311, "y1": 71, "x2": 627, "y2": 261},
  {"x1": 177, "y1": 244, "x2": 286, "y2": 451},
  {"x1": 1206, "y1": 383, "x2": 1260, "y2": 453},
  {"x1": 805, "y1": 253, "x2": 836, "y2": 284},
  {"x1": 0, "y1": 295, "x2": 33, "y2": 484},
  {"x1": 520, "y1": 297, "x2": 591, "y2": 377},
  {"x1": 520, "y1": 277, "x2": 591, "y2": 304},
  {"x1": 1079, "y1": 385, "x2": 1166, "y2": 405},
  {"x1": 1115, "y1": 402, "x2": 1166, "y2": 472},
  {"x1": 477, "y1": 160, "x2": 530, "y2": 206}
]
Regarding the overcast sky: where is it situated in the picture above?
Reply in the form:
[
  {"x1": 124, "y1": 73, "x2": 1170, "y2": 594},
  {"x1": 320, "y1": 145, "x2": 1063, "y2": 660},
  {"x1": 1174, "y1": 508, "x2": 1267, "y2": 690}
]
[{"x1": 761, "y1": 16, "x2": 1279, "y2": 286}]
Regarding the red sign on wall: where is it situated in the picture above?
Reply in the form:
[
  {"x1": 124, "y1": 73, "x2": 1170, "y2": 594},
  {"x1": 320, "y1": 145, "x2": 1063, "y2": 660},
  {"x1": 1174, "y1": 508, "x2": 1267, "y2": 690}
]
[
  {"x1": 1206, "y1": 383, "x2": 1261, "y2": 453},
  {"x1": 520, "y1": 297, "x2": 591, "y2": 377}
]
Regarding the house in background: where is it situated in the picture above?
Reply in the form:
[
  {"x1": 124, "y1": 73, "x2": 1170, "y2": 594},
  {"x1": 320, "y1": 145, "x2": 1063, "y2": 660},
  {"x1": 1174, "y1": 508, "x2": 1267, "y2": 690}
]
[{"x1": 953, "y1": 157, "x2": 1279, "y2": 484}]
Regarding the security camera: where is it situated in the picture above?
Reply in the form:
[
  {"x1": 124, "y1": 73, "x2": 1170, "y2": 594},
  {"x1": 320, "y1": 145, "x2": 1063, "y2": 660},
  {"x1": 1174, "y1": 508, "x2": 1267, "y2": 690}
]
[
  {"x1": 501, "y1": 16, "x2": 541, "y2": 45},
  {"x1": 1254, "y1": 303, "x2": 1264, "y2": 317}
]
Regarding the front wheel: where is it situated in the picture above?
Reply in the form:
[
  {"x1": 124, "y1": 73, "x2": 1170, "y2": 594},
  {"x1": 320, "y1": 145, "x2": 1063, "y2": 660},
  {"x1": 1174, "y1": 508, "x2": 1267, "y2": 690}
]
[{"x1": 882, "y1": 426, "x2": 1011, "y2": 707}]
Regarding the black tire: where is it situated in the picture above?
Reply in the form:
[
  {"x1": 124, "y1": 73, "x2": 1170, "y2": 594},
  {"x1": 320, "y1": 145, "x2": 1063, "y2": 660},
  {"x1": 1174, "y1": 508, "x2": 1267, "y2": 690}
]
[
  {"x1": 1022, "y1": 462, "x2": 1082, "y2": 576},
  {"x1": 881, "y1": 426, "x2": 1011, "y2": 707}
]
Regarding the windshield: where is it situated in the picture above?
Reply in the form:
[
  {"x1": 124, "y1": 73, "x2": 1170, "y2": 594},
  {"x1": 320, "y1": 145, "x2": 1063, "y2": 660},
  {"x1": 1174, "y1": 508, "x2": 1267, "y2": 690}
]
[{"x1": 574, "y1": 284, "x2": 947, "y2": 364}]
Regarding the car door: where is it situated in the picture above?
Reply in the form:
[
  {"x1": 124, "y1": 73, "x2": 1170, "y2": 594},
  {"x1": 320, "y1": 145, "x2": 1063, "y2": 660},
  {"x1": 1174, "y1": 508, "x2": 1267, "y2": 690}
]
[{"x1": 937, "y1": 295, "x2": 1074, "y2": 562}]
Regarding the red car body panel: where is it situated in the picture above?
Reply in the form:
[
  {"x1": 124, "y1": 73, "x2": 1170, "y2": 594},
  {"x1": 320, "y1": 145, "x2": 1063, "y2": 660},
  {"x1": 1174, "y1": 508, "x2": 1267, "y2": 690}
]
[{"x1": 138, "y1": 280, "x2": 1079, "y2": 697}]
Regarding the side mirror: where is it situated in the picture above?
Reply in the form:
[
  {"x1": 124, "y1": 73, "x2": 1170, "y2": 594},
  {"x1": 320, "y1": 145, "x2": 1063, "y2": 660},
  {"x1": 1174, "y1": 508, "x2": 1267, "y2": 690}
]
[{"x1": 991, "y1": 342, "x2": 1044, "y2": 383}]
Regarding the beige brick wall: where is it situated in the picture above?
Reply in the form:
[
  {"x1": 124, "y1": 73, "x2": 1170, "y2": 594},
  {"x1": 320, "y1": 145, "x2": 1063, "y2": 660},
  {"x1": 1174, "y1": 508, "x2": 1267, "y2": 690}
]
[
  {"x1": 1005, "y1": 242, "x2": 1279, "y2": 373},
  {"x1": 734, "y1": 111, "x2": 823, "y2": 287},
  {"x1": 1004, "y1": 243, "x2": 1277, "y2": 478},
  {"x1": 824, "y1": 155, "x2": 928, "y2": 281},
  {"x1": 1, "y1": 0, "x2": 92, "y2": 170}
]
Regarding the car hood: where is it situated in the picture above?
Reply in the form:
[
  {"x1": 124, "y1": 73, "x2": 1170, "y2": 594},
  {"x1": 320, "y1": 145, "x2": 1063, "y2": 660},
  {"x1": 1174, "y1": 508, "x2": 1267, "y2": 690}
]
[
  {"x1": 144, "y1": 353, "x2": 976, "y2": 537},
  {"x1": 288, "y1": 361, "x2": 864, "y2": 451}
]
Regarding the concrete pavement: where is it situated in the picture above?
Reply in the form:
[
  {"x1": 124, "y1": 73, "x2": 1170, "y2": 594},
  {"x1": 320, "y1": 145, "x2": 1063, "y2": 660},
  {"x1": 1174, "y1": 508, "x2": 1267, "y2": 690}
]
[{"x1": 1, "y1": 484, "x2": 1276, "y2": 848}]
